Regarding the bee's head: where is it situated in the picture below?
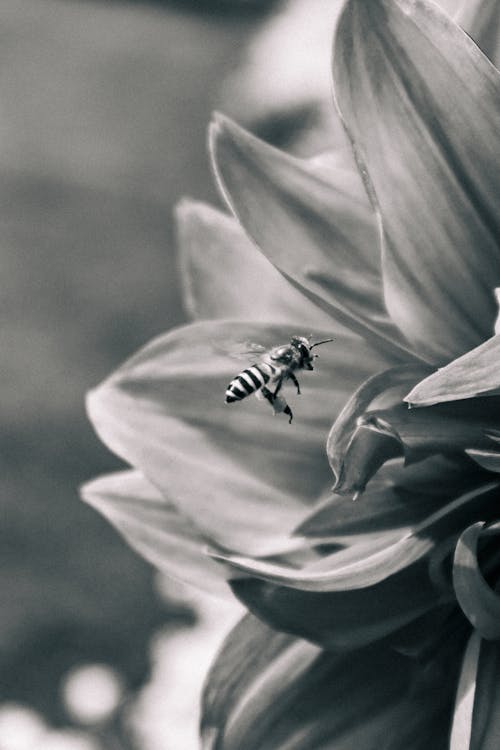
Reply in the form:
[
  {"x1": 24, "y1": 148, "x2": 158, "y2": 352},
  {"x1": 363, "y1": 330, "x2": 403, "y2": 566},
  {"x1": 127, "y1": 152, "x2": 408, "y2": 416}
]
[
  {"x1": 290, "y1": 336, "x2": 314, "y2": 368},
  {"x1": 291, "y1": 336, "x2": 335, "y2": 369}
]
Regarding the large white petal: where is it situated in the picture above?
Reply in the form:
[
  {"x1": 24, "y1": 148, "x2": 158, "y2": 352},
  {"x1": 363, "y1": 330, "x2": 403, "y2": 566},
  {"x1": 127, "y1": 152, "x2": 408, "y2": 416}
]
[
  {"x1": 176, "y1": 199, "x2": 332, "y2": 328},
  {"x1": 82, "y1": 470, "x2": 231, "y2": 598},
  {"x1": 87, "y1": 320, "x2": 388, "y2": 556},
  {"x1": 333, "y1": 0, "x2": 500, "y2": 364}
]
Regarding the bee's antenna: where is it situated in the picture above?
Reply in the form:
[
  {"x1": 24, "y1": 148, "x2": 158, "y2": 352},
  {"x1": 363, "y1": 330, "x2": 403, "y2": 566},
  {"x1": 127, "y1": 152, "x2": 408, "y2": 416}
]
[{"x1": 310, "y1": 338, "x2": 335, "y2": 350}]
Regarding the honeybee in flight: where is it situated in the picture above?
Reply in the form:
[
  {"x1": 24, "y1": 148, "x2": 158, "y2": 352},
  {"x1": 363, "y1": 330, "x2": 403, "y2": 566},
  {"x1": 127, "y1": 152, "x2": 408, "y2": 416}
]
[{"x1": 225, "y1": 336, "x2": 334, "y2": 423}]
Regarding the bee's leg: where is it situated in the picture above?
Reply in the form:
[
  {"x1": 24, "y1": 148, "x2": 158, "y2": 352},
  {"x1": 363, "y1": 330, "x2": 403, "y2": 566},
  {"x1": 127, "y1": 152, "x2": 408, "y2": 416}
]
[
  {"x1": 289, "y1": 373, "x2": 301, "y2": 395},
  {"x1": 261, "y1": 386, "x2": 276, "y2": 410},
  {"x1": 272, "y1": 377, "x2": 284, "y2": 398},
  {"x1": 261, "y1": 386, "x2": 292, "y2": 422}
]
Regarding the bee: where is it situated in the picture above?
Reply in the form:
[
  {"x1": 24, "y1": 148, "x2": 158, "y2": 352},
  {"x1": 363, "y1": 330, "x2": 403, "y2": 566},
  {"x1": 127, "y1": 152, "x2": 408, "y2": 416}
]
[{"x1": 225, "y1": 336, "x2": 334, "y2": 423}]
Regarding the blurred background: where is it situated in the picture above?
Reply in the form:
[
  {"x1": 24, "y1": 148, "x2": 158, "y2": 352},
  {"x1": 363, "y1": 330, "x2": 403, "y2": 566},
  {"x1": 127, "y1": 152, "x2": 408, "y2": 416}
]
[{"x1": 0, "y1": 0, "x2": 347, "y2": 747}]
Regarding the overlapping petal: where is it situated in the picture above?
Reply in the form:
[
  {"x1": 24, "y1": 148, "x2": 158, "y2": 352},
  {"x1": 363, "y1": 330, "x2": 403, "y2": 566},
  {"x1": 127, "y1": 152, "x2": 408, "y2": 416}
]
[
  {"x1": 326, "y1": 365, "x2": 431, "y2": 493},
  {"x1": 210, "y1": 114, "x2": 417, "y2": 364},
  {"x1": 469, "y1": 638, "x2": 500, "y2": 749},
  {"x1": 467, "y1": 449, "x2": 500, "y2": 474},
  {"x1": 450, "y1": 631, "x2": 483, "y2": 750},
  {"x1": 361, "y1": 399, "x2": 500, "y2": 465},
  {"x1": 358, "y1": 398, "x2": 500, "y2": 468},
  {"x1": 211, "y1": 477, "x2": 499, "y2": 593},
  {"x1": 327, "y1": 364, "x2": 500, "y2": 495},
  {"x1": 229, "y1": 561, "x2": 448, "y2": 649},
  {"x1": 87, "y1": 320, "x2": 388, "y2": 556},
  {"x1": 333, "y1": 0, "x2": 500, "y2": 364},
  {"x1": 406, "y1": 334, "x2": 500, "y2": 406},
  {"x1": 201, "y1": 614, "x2": 310, "y2": 750},
  {"x1": 81, "y1": 470, "x2": 230, "y2": 597},
  {"x1": 454, "y1": 0, "x2": 500, "y2": 67},
  {"x1": 176, "y1": 199, "x2": 332, "y2": 328},
  {"x1": 297, "y1": 456, "x2": 477, "y2": 540},
  {"x1": 453, "y1": 521, "x2": 500, "y2": 640},
  {"x1": 202, "y1": 613, "x2": 461, "y2": 750},
  {"x1": 450, "y1": 634, "x2": 500, "y2": 749}
]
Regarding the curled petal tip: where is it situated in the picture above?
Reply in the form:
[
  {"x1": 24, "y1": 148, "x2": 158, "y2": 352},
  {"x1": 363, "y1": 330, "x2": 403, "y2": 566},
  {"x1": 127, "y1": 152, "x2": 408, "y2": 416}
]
[
  {"x1": 209, "y1": 111, "x2": 269, "y2": 163},
  {"x1": 209, "y1": 111, "x2": 240, "y2": 144},
  {"x1": 209, "y1": 110, "x2": 224, "y2": 132},
  {"x1": 210, "y1": 109, "x2": 230, "y2": 127},
  {"x1": 403, "y1": 391, "x2": 417, "y2": 407},
  {"x1": 207, "y1": 114, "x2": 225, "y2": 160}
]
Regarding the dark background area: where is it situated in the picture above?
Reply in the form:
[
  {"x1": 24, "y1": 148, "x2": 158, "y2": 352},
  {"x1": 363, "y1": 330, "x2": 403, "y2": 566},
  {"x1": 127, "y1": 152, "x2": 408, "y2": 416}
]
[{"x1": 0, "y1": 0, "x2": 283, "y2": 742}]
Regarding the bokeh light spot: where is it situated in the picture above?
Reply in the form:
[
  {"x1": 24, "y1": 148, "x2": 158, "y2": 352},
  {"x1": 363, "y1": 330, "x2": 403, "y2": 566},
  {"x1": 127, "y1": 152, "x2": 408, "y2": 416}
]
[
  {"x1": 61, "y1": 664, "x2": 124, "y2": 725},
  {"x1": 35, "y1": 730, "x2": 99, "y2": 750},
  {"x1": 0, "y1": 704, "x2": 46, "y2": 750}
]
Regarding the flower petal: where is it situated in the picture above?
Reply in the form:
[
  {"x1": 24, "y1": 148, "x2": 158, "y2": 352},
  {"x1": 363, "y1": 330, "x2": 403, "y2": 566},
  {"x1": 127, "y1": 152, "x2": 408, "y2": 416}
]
[
  {"x1": 453, "y1": 521, "x2": 500, "y2": 640},
  {"x1": 87, "y1": 320, "x2": 387, "y2": 556},
  {"x1": 202, "y1": 614, "x2": 459, "y2": 750},
  {"x1": 450, "y1": 634, "x2": 500, "y2": 750},
  {"x1": 405, "y1": 334, "x2": 500, "y2": 407},
  {"x1": 364, "y1": 398, "x2": 500, "y2": 466},
  {"x1": 328, "y1": 363, "x2": 500, "y2": 494},
  {"x1": 229, "y1": 557, "x2": 449, "y2": 649},
  {"x1": 388, "y1": 604, "x2": 464, "y2": 661},
  {"x1": 495, "y1": 288, "x2": 500, "y2": 334},
  {"x1": 296, "y1": 456, "x2": 471, "y2": 540},
  {"x1": 327, "y1": 365, "x2": 432, "y2": 494},
  {"x1": 333, "y1": 0, "x2": 500, "y2": 363},
  {"x1": 467, "y1": 449, "x2": 500, "y2": 473},
  {"x1": 454, "y1": 0, "x2": 500, "y2": 66},
  {"x1": 209, "y1": 113, "x2": 418, "y2": 364},
  {"x1": 81, "y1": 470, "x2": 230, "y2": 598},
  {"x1": 450, "y1": 631, "x2": 482, "y2": 750},
  {"x1": 176, "y1": 199, "x2": 331, "y2": 328},
  {"x1": 201, "y1": 614, "x2": 315, "y2": 750},
  {"x1": 211, "y1": 480, "x2": 499, "y2": 592},
  {"x1": 470, "y1": 638, "x2": 500, "y2": 749}
]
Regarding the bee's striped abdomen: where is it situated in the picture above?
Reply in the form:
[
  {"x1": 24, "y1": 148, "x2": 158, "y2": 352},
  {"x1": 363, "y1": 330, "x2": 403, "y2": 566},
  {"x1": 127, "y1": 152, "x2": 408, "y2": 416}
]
[{"x1": 225, "y1": 364, "x2": 276, "y2": 403}]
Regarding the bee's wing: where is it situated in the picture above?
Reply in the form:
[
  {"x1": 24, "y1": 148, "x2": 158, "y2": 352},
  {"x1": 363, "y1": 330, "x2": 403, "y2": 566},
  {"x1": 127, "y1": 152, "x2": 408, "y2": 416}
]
[{"x1": 212, "y1": 340, "x2": 267, "y2": 361}]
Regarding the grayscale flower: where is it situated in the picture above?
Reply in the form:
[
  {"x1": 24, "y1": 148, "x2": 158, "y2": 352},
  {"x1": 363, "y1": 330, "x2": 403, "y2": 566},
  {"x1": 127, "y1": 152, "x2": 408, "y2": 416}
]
[{"x1": 83, "y1": 1, "x2": 500, "y2": 747}]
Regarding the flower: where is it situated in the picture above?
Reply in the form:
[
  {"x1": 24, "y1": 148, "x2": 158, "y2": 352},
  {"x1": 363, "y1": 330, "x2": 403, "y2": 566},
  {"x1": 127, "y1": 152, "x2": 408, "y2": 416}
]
[{"x1": 82, "y1": 0, "x2": 500, "y2": 747}]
